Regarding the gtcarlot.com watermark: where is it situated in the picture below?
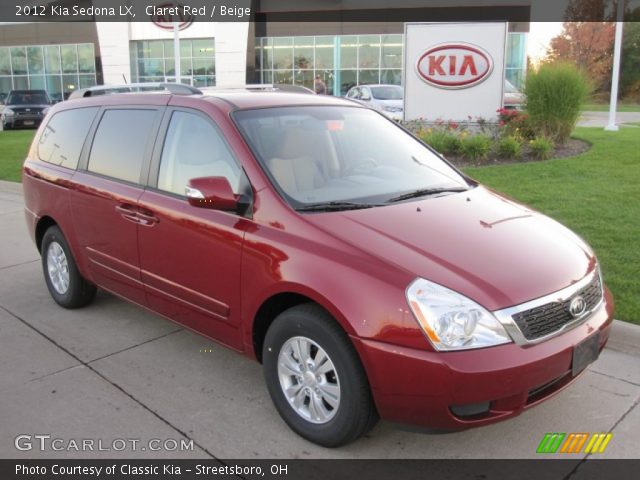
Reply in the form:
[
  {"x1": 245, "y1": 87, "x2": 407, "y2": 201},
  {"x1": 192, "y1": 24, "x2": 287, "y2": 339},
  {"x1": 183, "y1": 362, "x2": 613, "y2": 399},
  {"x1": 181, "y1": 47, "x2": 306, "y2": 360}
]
[{"x1": 15, "y1": 434, "x2": 194, "y2": 452}]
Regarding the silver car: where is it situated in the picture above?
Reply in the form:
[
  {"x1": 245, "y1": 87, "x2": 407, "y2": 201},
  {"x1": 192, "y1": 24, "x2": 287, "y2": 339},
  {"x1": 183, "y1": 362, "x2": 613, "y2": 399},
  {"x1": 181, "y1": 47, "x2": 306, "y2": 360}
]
[{"x1": 346, "y1": 84, "x2": 404, "y2": 120}]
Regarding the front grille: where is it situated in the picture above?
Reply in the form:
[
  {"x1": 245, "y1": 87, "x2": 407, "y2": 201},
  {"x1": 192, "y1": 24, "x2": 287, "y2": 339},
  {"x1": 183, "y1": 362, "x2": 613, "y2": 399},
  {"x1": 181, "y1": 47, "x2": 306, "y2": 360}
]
[
  {"x1": 13, "y1": 108, "x2": 43, "y2": 116},
  {"x1": 512, "y1": 274, "x2": 602, "y2": 341}
]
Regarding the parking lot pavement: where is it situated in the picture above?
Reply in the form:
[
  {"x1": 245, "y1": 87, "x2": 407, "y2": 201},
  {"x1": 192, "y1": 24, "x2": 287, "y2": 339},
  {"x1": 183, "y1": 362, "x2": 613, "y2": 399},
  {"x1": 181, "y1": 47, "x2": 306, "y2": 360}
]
[{"x1": 0, "y1": 182, "x2": 639, "y2": 460}]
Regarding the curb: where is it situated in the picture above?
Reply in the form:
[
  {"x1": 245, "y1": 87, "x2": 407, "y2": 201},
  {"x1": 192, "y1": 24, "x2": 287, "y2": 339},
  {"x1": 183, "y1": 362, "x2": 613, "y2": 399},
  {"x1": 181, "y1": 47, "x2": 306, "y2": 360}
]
[
  {"x1": 607, "y1": 320, "x2": 640, "y2": 358},
  {"x1": 0, "y1": 179, "x2": 22, "y2": 195}
]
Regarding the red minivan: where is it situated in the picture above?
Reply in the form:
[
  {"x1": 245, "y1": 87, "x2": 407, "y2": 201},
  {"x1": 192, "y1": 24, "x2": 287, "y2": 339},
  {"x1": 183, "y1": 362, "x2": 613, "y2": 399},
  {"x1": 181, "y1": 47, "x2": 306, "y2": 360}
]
[{"x1": 22, "y1": 86, "x2": 613, "y2": 447}]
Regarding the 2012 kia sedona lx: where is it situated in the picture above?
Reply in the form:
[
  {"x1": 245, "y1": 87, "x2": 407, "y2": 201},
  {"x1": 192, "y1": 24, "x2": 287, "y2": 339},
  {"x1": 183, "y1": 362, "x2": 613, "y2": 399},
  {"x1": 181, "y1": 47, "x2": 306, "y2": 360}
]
[{"x1": 22, "y1": 84, "x2": 614, "y2": 447}]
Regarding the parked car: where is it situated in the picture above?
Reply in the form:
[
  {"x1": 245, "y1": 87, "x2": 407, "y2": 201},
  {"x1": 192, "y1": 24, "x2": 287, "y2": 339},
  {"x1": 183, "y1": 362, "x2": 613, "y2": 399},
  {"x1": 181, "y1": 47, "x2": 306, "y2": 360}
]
[
  {"x1": 22, "y1": 84, "x2": 613, "y2": 447},
  {"x1": 346, "y1": 84, "x2": 404, "y2": 120},
  {"x1": 1, "y1": 89, "x2": 51, "y2": 129},
  {"x1": 504, "y1": 79, "x2": 525, "y2": 109}
]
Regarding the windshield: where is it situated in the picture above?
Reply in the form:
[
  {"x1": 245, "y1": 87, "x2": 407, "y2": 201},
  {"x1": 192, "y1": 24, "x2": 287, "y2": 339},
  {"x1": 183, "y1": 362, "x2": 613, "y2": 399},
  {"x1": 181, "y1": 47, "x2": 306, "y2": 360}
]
[
  {"x1": 234, "y1": 106, "x2": 469, "y2": 207},
  {"x1": 7, "y1": 91, "x2": 50, "y2": 105},
  {"x1": 370, "y1": 86, "x2": 403, "y2": 100}
]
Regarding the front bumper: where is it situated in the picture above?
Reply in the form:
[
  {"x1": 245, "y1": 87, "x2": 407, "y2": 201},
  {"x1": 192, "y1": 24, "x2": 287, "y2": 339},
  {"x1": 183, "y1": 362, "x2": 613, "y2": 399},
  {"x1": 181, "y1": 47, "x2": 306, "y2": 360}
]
[
  {"x1": 3, "y1": 114, "x2": 44, "y2": 128},
  {"x1": 353, "y1": 287, "x2": 614, "y2": 430}
]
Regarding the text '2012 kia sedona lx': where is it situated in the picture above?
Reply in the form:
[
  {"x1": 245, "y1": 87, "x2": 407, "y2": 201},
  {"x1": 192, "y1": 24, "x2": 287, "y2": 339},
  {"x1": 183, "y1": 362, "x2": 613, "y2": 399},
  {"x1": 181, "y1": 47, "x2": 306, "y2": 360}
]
[{"x1": 22, "y1": 84, "x2": 613, "y2": 447}]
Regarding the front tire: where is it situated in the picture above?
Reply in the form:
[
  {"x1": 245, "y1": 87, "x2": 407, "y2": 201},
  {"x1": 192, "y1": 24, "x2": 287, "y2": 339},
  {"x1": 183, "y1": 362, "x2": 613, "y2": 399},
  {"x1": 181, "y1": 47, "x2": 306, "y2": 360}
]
[
  {"x1": 263, "y1": 304, "x2": 378, "y2": 447},
  {"x1": 41, "y1": 225, "x2": 96, "y2": 308}
]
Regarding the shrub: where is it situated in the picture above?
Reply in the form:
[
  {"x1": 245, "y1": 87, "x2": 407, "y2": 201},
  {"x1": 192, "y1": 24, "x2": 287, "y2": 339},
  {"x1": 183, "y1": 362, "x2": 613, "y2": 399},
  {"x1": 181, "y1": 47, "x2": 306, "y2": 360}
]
[
  {"x1": 420, "y1": 130, "x2": 461, "y2": 155},
  {"x1": 529, "y1": 137, "x2": 554, "y2": 160},
  {"x1": 497, "y1": 135, "x2": 522, "y2": 158},
  {"x1": 461, "y1": 135, "x2": 492, "y2": 161},
  {"x1": 497, "y1": 108, "x2": 536, "y2": 140},
  {"x1": 524, "y1": 62, "x2": 590, "y2": 144}
]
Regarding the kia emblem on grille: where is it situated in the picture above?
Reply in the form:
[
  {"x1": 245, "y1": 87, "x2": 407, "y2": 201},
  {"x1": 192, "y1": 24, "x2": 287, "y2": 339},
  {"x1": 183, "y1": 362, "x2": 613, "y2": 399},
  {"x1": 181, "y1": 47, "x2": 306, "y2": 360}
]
[{"x1": 569, "y1": 296, "x2": 587, "y2": 318}]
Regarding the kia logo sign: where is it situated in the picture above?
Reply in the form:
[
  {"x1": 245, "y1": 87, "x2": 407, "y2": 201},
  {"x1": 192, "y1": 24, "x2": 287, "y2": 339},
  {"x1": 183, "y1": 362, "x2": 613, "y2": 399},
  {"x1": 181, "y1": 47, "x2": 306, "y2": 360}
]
[
  {"x1": 151, "y1": 3, "x2": 193, "y2": 30},
  {"x1": 416, "y1": 43, "x2": 494, "y2": 89}
]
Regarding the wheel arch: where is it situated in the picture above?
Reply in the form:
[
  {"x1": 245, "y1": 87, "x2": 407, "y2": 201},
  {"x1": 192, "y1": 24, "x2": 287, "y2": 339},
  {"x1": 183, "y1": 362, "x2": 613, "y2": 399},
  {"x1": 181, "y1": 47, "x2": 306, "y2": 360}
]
[
  {"x1": 249, "y1": 287, "x2": 356, "y2": 363},
  {"x1": 35, "y1": 215, "x2": 58, "y2": 252}
]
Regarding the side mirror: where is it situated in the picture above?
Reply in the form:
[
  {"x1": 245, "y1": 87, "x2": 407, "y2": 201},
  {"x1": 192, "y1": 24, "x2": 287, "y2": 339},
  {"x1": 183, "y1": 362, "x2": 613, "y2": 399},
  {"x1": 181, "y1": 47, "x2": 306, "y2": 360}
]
[
  {"x1": 186, "y1": 176, "x2": 239, "y2": 211},
  {"x1": 361, "y1": 92, "x2": 371, "y2": 101}
]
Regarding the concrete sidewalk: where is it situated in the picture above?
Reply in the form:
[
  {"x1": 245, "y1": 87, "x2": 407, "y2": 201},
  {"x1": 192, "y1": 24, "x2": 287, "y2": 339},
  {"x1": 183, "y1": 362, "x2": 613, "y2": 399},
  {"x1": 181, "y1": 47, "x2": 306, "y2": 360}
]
[
  {"x1": 0, "y1": 182, "x2": 638, "y2": 463},
  {"x1": 577, "y1": 111, "x2": 640, "y2": 128}
]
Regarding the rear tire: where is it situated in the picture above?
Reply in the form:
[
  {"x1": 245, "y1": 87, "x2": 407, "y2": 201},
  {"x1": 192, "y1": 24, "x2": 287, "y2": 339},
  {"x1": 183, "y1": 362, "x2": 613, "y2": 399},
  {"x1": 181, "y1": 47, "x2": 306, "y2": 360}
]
[
  {"x1": 263, "y1": 304, "x2": 378, "y2": 447},
  {"x1": 41, "y1": 225, "x2": 96, "y2": 308}
]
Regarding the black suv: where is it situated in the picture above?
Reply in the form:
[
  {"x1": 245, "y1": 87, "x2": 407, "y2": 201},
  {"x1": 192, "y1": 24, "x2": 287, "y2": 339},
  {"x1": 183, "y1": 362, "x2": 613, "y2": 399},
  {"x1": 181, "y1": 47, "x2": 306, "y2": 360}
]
[{"x1": 1, "y1": 90, "x2": 51, "y2": 130}]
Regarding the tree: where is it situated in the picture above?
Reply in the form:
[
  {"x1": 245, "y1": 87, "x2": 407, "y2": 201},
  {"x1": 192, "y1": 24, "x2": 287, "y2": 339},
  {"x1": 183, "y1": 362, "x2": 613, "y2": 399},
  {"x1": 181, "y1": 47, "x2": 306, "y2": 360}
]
[
  {"x1": 545, "y1": 22, "x2": 615, "y2": 93},
  {"x1": 621, "y1": 22, "x2": 640, "y2": 101}
]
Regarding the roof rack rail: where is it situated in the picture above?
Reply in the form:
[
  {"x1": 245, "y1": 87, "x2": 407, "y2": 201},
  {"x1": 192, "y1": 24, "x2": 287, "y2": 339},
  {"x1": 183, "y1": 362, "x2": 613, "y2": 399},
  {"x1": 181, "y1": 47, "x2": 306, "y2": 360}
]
[
  {"x1": 68, "y1": 82, "x2": 202, "y2": 100},
  {"x1": 200, "y1": 84, "x2": 316, "y2": 95}
]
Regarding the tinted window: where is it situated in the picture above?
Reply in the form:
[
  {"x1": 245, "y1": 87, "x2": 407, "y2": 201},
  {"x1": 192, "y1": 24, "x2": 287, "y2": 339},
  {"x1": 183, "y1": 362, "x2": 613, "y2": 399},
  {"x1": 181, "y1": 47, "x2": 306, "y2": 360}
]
[
  {"x1": 38, "y1": 107, "x2": 98, "y2": 169},
  {"x1": 157, "y1": 111, "x2": 242, "y2": 195},
  {"x1": 88, "y1": 109, "x2": 156, "y2": 183}
]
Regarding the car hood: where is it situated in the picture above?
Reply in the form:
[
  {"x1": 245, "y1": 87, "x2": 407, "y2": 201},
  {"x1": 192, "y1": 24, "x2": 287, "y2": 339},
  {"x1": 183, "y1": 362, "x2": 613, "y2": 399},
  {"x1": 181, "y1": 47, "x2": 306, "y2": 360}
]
[{"x1": 305, "y1": 186, "x2": 596, "y2": 311}]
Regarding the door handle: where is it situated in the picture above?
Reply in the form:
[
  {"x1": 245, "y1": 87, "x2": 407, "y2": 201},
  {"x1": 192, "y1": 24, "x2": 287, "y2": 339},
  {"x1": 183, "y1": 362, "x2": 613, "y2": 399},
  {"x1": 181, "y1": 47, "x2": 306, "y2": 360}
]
[
  {"x1": 136, "y1": 208, "x2": 159, "y2": 226},
  {"x1": 115, "y1": 204, "x2": 140, "y2": 224}
]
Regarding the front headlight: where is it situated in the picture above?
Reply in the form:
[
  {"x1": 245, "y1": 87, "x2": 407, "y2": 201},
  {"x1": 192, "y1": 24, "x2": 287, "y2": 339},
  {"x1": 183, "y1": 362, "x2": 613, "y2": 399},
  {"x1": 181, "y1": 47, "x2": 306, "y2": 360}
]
[
  {"x1": 406, "y1": 278, "x2": 512, "y2": 351},
  {"x1": 3, "y1": 107, "x2": 14, "y2": 116},
  {"x1": 382, "y1": 106, "x2": 402, "y2": 112}
]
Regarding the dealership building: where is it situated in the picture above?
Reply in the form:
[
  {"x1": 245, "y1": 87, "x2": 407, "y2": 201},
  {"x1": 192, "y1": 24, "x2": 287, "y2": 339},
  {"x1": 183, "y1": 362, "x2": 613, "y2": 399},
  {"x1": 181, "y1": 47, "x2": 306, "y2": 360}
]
[{"x1": 0, "y1": 0, "x2": 529, "y2": 102}]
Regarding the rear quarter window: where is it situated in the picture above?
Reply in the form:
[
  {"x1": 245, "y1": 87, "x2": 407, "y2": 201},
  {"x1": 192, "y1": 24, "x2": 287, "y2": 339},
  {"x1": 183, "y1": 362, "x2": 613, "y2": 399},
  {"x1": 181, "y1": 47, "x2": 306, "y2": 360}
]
[
  {"x1": 87, "y1": 109, "x2": 157, "y2": 184},
  {"x1": 37, "y1": 107, "x2": 98, "y2": 170}
]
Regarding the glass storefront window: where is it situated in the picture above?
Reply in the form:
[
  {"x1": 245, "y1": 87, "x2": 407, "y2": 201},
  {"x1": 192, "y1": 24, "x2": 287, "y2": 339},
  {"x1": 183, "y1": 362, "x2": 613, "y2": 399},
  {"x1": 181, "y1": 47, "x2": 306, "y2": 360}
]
[
  {"x1": 61, "y1": 45, "x2": 78, "y2": 74},
  {"x1": 29, "y1": 75, "x2": 45, "y2": 89},
  {"x1": 45, "y1": 46, "x2": 61, "y2": 74},
  {"x1": 130, "y1": 38, "x2": 215, "y2": 86},
  {"x1": 13, "y1": 76, "x2": 28, "y2": 89},
  {"x1": 315, "y1": 37, "x2": 334, "y2": 70},
  {"x1": 27, "y1": 47, "x2": 44, "y2": 75},
  {"x1": 11, "y1": 47, "x2": 27, "y2": 75},
  {"x1": 339, "y1": 70, "x2": 357, "y2": 96},
  {"x1": 46, "y1": 75, "x2": 63, "y2": 102},
  {"x1": 381, "y1": 35, "x2": 403, "y2": 69},
  {"x1": 0, "y1": 48, "x2": 10, "y2": 75},
  {"x1": 78, "y1": 44, "x2": 95, "y2": 73},
  {"x1": 273, "y1": 37, "x2": 293, "y2": 70},
  {"x1": 339, "y1": 36, "x2": 358, "y2": 69},
  {"x1": 294, "y1": 37, "x2": 314, "y2": 69},
  {"x1": 381, "y1": 69, "x2": 402, "y2": 85},
  {"x1": 358, "y1": 35, "x2": 380, "y2": 69},
  {"x1": 192, "y1": 39, "x2": 214, "y2": 58},
  {"x1": 262, "y1": 38, "x2": 273, "y2": 70}
]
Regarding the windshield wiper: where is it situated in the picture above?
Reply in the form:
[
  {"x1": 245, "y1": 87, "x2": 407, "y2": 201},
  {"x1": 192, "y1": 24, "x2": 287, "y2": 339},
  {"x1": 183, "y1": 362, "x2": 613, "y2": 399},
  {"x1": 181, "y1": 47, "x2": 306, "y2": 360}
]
[
  {"x1": 386, "y1": 186, "x2": 469, "y2": 203},
  {"x1": 295, "y1": 201, "x2": 382, "y2": 212}
]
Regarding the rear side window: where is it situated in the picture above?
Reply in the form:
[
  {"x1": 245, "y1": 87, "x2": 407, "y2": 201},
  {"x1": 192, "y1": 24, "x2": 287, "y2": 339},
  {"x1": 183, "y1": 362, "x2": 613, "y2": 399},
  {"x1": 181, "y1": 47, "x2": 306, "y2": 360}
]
[
  {"x1": 88, "y1": 109, "x2": 156, "y2": 184},
  {"x1": 38, "y1": 107, "x2": 98, "y2": 169}
]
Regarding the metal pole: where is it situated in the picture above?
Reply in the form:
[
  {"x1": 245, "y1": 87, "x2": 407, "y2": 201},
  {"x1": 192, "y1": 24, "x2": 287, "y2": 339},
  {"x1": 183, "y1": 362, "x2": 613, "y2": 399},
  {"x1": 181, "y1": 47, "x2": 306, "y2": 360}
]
[
  {"x1": 605, "y1": 3, "x2": 624, "y2": 131},
  {"x1": 174, "y1": 21, "x2": 181, "y2": 84}
]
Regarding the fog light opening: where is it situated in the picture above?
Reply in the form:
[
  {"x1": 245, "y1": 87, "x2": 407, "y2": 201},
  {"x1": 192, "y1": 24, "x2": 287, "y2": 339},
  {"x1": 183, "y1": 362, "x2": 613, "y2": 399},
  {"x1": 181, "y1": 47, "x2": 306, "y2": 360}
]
[{"x1": 450, "y1": 401, "x2": 491, "y2": 419}]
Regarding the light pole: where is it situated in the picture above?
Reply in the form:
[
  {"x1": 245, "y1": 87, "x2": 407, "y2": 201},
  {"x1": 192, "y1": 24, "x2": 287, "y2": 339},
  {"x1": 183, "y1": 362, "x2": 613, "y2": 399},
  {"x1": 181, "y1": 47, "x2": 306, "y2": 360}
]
[
  {"x1": 605, "y1": 1, "x2": 625, "y2": 131},
  {"x1": 173, "y1": 21, "x2": 181, "y2": 84}
]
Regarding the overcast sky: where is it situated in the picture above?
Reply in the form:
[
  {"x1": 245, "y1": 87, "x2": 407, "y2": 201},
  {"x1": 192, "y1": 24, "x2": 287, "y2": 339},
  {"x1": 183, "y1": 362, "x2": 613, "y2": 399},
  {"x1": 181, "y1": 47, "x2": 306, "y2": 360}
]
[{"x1": 528, "y1": 22, "x2": 564, "y2": 64}]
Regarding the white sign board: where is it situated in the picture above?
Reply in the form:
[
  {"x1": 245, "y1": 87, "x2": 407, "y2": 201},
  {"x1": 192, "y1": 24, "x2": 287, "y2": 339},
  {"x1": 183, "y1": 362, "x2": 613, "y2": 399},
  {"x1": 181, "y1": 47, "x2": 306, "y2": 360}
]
[{"x1": 404, "y1": 22, "x2": 507, "y2": 121}]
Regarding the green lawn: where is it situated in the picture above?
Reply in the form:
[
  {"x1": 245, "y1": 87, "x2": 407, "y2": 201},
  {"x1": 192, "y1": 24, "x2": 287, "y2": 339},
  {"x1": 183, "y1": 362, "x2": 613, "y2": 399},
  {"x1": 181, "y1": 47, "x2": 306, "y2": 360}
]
[
  {"x1": 0, "y1": 130, "x2": 35, "y2": 182},
  {"x1": 581, "y1": 103, "x2": 640, "y2": 112},
  {"x1": 464, "y1": 127, "x2": 639, "y2": 324},
  {"x1": 0, "y1": 127, "x2": 637, "y2": 322}
]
